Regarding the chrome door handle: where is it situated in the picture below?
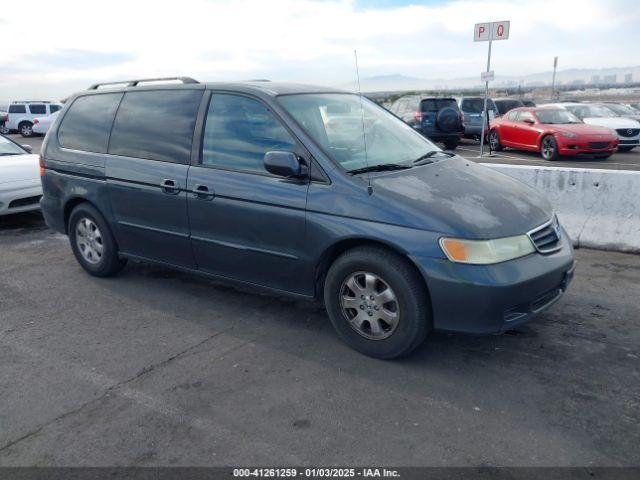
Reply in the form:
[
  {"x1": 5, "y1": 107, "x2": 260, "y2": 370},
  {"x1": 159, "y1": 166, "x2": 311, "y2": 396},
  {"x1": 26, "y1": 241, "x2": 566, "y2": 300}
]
[{"x1": 192, "y1": 184, "x2": 215, "y2": 200}]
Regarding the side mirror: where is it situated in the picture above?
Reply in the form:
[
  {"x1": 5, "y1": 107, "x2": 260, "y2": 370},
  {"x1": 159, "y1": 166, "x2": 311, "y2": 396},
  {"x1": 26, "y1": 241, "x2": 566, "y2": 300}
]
[
  {"x1": 22, "y1": 144, "x2": 33, "y2": 153},
  {"x1": 264, "y1": 151, "x2": 308, "y2": 179},
  {"x1": 523, "y1": 118, "x2": 535, "y2": 125}
]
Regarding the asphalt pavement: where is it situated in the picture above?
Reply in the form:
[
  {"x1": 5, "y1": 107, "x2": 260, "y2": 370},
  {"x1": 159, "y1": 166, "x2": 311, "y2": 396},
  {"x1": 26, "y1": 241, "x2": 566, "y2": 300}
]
[{"x1": 1, "y1": 211, "x2": 639, "y2": 466}]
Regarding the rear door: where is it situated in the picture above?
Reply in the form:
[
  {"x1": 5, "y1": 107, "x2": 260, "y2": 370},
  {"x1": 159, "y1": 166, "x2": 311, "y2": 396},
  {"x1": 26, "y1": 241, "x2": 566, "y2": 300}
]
[
  {"x1": 499, "y1": 110, "x2": 520, "y2": 145},
  {"x1": 106, "y1": 88, "x2": 204, "y2": 268},
  {"x1": 514, "y1": 111, "x2": 539, "y2": 148},
  {"x1": 186, "y1": 92, "x2": 310, "y2": 294}
]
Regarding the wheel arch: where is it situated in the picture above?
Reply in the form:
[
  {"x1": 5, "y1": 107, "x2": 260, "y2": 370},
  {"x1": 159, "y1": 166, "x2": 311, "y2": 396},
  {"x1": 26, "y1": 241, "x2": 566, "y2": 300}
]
[
  {"x1": 314, "y1": 237, "x2": 432, "y2": 308},
  {"x1": 63, "y1": 197, "x2": 100, "y2": 234}
]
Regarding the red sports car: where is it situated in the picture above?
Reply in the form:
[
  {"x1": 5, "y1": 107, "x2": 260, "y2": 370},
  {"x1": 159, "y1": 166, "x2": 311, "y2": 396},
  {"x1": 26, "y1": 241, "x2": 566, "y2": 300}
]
[{"x1": 489, "y1": 107, "x2": 619, "y2": 160}]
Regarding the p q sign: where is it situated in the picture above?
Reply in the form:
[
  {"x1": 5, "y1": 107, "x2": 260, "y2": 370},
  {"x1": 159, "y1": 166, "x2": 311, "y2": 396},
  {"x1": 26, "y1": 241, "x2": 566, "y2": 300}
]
[{"x1": 474, "y1": 21, "x2": 510, "y2": 42}]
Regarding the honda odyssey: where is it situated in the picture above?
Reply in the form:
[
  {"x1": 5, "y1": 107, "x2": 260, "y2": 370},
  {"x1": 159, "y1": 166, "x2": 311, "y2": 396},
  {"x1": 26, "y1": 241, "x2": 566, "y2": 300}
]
[{"x1": 40, "y1": 77, "x2": 575, "y2": 359}]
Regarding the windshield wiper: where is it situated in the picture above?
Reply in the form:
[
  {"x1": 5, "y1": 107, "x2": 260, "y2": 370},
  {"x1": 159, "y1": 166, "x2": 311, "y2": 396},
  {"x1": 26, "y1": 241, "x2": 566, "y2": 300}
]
[
  {"x1": 347, "y1": 163, "x2": 412, "y2": 175},
  {"x1": 0, "y1": 152, "x2": 20, "y2": 156},
  {"x1": 413, "y1": 150, "x2": 455, "y2": 165}
]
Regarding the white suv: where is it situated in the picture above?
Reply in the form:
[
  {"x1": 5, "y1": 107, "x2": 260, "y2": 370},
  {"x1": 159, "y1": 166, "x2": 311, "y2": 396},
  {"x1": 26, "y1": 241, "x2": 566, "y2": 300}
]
[{"x1": 6, "y1": 101, "x2": 63, "y2": 137}]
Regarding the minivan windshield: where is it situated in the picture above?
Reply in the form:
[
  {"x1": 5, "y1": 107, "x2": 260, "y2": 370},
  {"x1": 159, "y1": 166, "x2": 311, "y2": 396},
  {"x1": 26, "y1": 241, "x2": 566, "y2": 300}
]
[
  {"x1": 0, "y1": 135, "x2": 27, "y2": 156},
  {"x1": 278, "y1": 93, "x2": 441, "y2": 172}
]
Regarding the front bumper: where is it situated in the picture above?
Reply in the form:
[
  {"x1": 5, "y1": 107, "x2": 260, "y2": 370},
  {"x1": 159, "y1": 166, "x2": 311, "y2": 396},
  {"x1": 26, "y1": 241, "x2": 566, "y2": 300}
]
[
  {"x1": 412, "y1": 228, "x2": 575, "y2": 334},
  {"x1": 0, "y1": 180, "x2": 43, "y2": 216},
  {"x1": 556, "y1": 137, "x2": 619, "y2": 156}
]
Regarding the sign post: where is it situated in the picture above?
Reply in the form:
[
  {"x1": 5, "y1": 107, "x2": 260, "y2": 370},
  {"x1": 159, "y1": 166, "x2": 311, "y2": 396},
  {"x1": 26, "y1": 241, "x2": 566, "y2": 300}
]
[
  {"x1": 551, "y1": 56, "x2": 558, "y2": 101},
  {"x1": 474, "y1": 20, "x2": 510, "y2": 157}
]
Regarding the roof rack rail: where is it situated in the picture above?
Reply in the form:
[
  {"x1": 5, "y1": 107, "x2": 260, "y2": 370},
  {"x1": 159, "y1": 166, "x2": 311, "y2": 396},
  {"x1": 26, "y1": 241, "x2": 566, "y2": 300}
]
[{"x1": 88, "y1": 77, "x2": 199, "y2": 90}]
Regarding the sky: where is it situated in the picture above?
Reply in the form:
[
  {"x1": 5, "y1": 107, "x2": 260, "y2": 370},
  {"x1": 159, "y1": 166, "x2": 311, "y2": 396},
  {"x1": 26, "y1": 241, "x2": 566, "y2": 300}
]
[{"x1": 0, "y1": 0, "x2": 638, "y2": 100}]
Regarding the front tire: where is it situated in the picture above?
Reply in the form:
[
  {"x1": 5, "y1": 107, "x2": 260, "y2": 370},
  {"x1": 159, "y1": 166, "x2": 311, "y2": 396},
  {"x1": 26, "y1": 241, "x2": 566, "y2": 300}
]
[
  {"x1": 324, "y1": 246, "x2": 431, "y2": 359},
  {"x1": 19, "y1": 121, "x2": 33, "y2": 137},
  {"x1": 540, "y1": 135, "x2": 559, "y2": 161},
  {"x1": 68, "y1": 203, "x2": 127, "y2": 277},
  {"x1": 489, "y1": 130, "x2": 503, "y2": 151}
]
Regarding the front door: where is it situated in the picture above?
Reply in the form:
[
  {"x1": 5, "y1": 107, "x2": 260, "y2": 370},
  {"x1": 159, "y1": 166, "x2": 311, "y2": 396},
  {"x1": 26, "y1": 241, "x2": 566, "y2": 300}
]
[{"x1": 187, "y1": 93, "x2": 312, "y2": 295}]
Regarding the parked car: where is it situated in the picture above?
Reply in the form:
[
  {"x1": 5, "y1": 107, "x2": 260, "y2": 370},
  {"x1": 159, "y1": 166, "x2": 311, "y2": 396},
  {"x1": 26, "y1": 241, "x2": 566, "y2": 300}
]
[
  {"x1": 0, "y1": 110, "x2": 8, "y2": 134},
  {"x1": 599, "y1": 103, "x2": 640, "y2": 122},
  {"x1": 5, "y1": 101, "x2": 63, "y2": 137},
  {"x1": 32, "y1": 111, "x2": 60, "y2": 135},
  {"x1": 493, "y1": 98, "x2": 525, "y2": 117},
  {"x1": 548, "y1": 103, "x2": 640, "y2": 152},
  {"x1": 458, "y1": 97, "x2": 497, "y2": 139},
  {"x1": 388, "y1": 96, "x2": 462, "y2": 149},
  {"x1": 40, "y1": 78, "x2": 575, "y2": 359},
  {"x1": 0, "y1": 135, "x2": 42, "y2": 216},
  {"x1": 489, "y1": 107, "x2": 619, "y2": 161}
]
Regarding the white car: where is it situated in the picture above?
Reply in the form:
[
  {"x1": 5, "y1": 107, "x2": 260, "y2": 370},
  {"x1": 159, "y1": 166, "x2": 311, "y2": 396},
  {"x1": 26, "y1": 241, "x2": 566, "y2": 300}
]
[
  {"x1": 0, "y1": 135, "x2": 42, "y2": 216},
  {"x1": 32, "y1": 110, "x2": 59, "y2": 135},
  {"x1": 545, "y1": 103, "x2": 640, "y2": 152},
  {"x1": 5, "y1": 101, "x2": 63, "y2": 137}
]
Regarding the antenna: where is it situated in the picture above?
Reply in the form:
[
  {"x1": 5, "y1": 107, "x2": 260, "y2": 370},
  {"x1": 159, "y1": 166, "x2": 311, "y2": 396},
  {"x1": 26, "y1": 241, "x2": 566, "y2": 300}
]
[{"x1": 354, "y1": 49, "x2": 373, "y2": 195}]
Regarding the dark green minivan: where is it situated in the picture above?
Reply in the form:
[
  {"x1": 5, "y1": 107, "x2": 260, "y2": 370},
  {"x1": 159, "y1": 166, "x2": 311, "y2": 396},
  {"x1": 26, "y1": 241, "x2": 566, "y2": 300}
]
[{"x1": 40, "y1": 77, "x2": 575, "y2": 359}]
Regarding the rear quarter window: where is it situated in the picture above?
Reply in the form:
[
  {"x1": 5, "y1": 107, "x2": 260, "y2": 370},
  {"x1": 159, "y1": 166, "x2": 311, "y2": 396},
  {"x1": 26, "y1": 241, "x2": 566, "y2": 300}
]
[
  {"x1": 108, "y1": 90, "x2": 203, "y2": 164},
  {"x1": 58, "y1": 93, "x2": 123, "y2": 153},
  {"x1": 9, "y1": 105, "x2": 26, "y2": 114}
]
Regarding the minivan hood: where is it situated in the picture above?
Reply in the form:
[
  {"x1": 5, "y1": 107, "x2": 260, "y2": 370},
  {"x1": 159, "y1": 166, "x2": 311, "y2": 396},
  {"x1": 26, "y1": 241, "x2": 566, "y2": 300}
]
[
  {"x1": 0, "y1": 154, "x2": 40, "y2": 184},
  {"x1": 369, "y1": 156, "x2": 553, "y2": 239},
  {"x1": 582, "y1": 117, "x2": 640, "y2": 129}
]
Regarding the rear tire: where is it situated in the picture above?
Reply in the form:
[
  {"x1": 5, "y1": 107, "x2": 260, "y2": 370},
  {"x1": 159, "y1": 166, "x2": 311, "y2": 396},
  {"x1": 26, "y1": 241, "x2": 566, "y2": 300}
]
[
  {"x1": 443, "y1": 138, "x2": 459, "y2": 150},
  {"x1": 18, "y1": 121, "x2": 33, "y2": 137},
  {"x1": 0, "y1": 124, "x2": 9, "y2": 135},
  {"x1": 489, "y1": 129, "x2": 503, "y2": 151},
  {"x1": 324, "y1": 246, "x2": 431, "y2": 359},
  {"x1": 540, "y1": 135, "x2": 559, "y2": 161},
  {"x1": 68, "y1": 203, "x2": 127, "y2": 277}
]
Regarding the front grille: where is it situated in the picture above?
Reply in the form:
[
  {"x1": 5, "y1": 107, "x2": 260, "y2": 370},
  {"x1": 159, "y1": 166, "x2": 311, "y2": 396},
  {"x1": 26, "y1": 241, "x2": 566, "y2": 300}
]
[
  {"x1": 588, "y1": 141, "x2": 610, "y2": 149},
  {"x1": 616, "y1": 128, "x2": 640, "y2": 138},
  {"x1": 528, "y1": 216, "x2": 562, "y2": 254},
  {"x1": 8, "y1": 195, "x2": 41, "y2": 209}
]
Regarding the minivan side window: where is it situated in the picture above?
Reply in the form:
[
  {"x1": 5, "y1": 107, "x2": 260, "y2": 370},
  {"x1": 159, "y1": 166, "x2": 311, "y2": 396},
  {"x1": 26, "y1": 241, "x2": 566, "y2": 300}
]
[
  {"x1": 109, "y1": 90, "x2": 203, "y2": 164},
  {"x1": 58, "y1": 93, "x2": 123, "y2": 153},
  {"x1": 8, "y1": 105, "x2": 26, "y2": 114},
  {"x1": 201, "y1": 94, "x2": 297, "y2": 174},
  {"x1": 29, "y1": 104, "x2": 46, "y2": 115},
  {"x1": 49, "y1": 105, "x2": 61, "y2": 113}
]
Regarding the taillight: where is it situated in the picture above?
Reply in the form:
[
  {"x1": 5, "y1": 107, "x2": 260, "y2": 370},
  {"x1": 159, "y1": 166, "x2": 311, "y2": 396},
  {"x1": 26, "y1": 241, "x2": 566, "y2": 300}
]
[
  {"x1": 39, "y1": 154, "x2": 46, "y2": 177},
  {"x1": 414, "y1": 111, "x2": 423, "y2": 121},
  {"x1": 33, "y1": 119, "x2": 39, "y2": 124}
]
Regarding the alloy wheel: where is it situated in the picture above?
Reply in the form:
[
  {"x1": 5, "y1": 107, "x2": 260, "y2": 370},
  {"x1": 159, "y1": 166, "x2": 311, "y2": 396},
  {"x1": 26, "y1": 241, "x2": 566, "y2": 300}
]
[
  {"x1": 340, "y1": 271, "x2": 400, "y2": 340},
  {"x1": 75, "y1": 218, "x2": 104, "y2": 265},
  {"x1": 541, "y1": 137, "x2": 555, "y2": 159}
]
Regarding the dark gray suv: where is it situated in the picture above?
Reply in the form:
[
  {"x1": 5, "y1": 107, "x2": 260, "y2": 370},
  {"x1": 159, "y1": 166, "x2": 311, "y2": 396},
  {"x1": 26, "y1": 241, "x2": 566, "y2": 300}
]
[
  {"x1": 389, "y1": 96, "x2": 463, "y2": 150},
  {"x1": 40, "y1": 78, "x2": 575, "y2": 359}
]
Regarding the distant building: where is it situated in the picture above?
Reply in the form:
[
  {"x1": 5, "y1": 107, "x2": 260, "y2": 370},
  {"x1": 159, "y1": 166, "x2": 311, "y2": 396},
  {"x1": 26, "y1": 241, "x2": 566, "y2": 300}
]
[
  {"x1": 624, "y1": 73, "x2": 633, "y2": 83},
  {"x1": 591, "y1": 75, "x2": 601, "y2": 84},
  {"x1": 603, "y1": 74, "x2": 617, "y2": 84}
]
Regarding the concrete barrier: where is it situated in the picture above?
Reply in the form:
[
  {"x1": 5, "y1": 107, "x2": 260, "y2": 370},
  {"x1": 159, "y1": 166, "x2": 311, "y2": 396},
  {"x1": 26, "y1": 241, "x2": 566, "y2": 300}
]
[{"x1": 483, "y1": 163, "x2": 640, "y2": 253}]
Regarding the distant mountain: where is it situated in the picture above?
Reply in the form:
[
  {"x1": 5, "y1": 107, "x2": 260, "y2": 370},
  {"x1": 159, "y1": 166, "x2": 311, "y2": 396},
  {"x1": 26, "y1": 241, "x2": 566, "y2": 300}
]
[{"x1": 343, "y1": 66, "x2": 640, "y2": 93}]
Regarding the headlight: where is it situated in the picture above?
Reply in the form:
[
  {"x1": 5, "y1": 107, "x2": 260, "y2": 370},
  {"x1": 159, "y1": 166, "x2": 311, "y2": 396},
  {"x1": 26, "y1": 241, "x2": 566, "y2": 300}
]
[
  {"x1": 557, "y1": 131, "x2": 578, "y2": 138},
  {"x1": 439, "y1": 235, "x2": 535, "y2": 265}
]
